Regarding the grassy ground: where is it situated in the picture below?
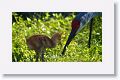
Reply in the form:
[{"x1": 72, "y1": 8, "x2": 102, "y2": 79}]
[{"x1": 12, "y1": 12, "x2": 102, "y2": 62}]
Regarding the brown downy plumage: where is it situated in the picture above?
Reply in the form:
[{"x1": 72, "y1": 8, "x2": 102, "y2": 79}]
[{"x1": 26, "y1": 33, "x2": 62, "y2": 62}]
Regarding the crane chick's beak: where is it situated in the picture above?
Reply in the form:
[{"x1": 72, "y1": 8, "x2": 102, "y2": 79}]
[{"x1": 61, "y1": 29, "x2": 77, "y2": 55}]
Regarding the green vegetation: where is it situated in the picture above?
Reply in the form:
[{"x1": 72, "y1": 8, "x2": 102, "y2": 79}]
[{"x1": 12, "y1": 12, "x2": 102, "y2": 62}]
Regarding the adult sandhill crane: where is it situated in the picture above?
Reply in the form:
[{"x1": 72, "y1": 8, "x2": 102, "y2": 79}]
[
  {"x1": 62, "y1": 12, "x2": 102, "y2": 55},
  {"x1": 26, "y1": 33, "x2": 61, "y2": 62}
]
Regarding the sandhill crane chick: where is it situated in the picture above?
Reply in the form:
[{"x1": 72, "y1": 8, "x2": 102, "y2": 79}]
[{"x1": 26, "y1": 33, "x2": 61, "y2": 62}]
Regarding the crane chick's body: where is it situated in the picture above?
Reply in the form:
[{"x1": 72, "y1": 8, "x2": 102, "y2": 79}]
[
  {"x1": 27, "y1": 35, "x2": 54, "y2": 51},
  {"x1": 26, "y1": 33, "x2": 61, "y2": 62}
]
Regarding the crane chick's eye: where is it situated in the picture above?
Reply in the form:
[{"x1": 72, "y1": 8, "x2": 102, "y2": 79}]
[{"x1": 71, "y1": 20, "x2": 80, "y2": 30}]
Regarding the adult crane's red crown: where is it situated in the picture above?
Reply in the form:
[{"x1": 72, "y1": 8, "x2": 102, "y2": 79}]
[{"x1": 71, "y1": 19, "x2": 80, "y2": 31}]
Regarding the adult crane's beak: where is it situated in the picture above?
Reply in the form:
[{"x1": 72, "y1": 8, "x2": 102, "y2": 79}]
[{"x1": 61, "y1": 29, "x2": 77, "y2": 55}]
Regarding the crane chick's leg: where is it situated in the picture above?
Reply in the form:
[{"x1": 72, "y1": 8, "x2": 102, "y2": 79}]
[
  {"x1": 40, "y1": 49, "x2": 46, "y2": 62},
  {"x1": 35, "y1": 51, "x2": 39, "y2": 62},
  {"x1": 88, "y1": 18, "x2": 93, "y2": 48}
]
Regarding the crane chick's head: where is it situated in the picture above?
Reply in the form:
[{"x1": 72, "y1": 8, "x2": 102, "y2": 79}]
[{"x1": 52, "y1": 33, "x2": 62, "y2": 43}]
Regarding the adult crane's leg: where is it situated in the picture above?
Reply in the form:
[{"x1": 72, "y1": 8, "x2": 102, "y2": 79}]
[{"x1": 88, "y1": 18, "x2": 93, "y2": 48}]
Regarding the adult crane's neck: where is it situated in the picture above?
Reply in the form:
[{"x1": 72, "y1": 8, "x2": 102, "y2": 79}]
[
  {"x1": 75, "y1": 12, "x2": 102, "y2": 33},
  {"x1": 75, "y1": 12, "x2": 102, "y2": 22}
]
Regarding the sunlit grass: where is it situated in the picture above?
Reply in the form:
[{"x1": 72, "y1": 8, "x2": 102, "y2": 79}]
[{"x1": 12, "y1": 12, "x2": 102, "y2": 62}]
